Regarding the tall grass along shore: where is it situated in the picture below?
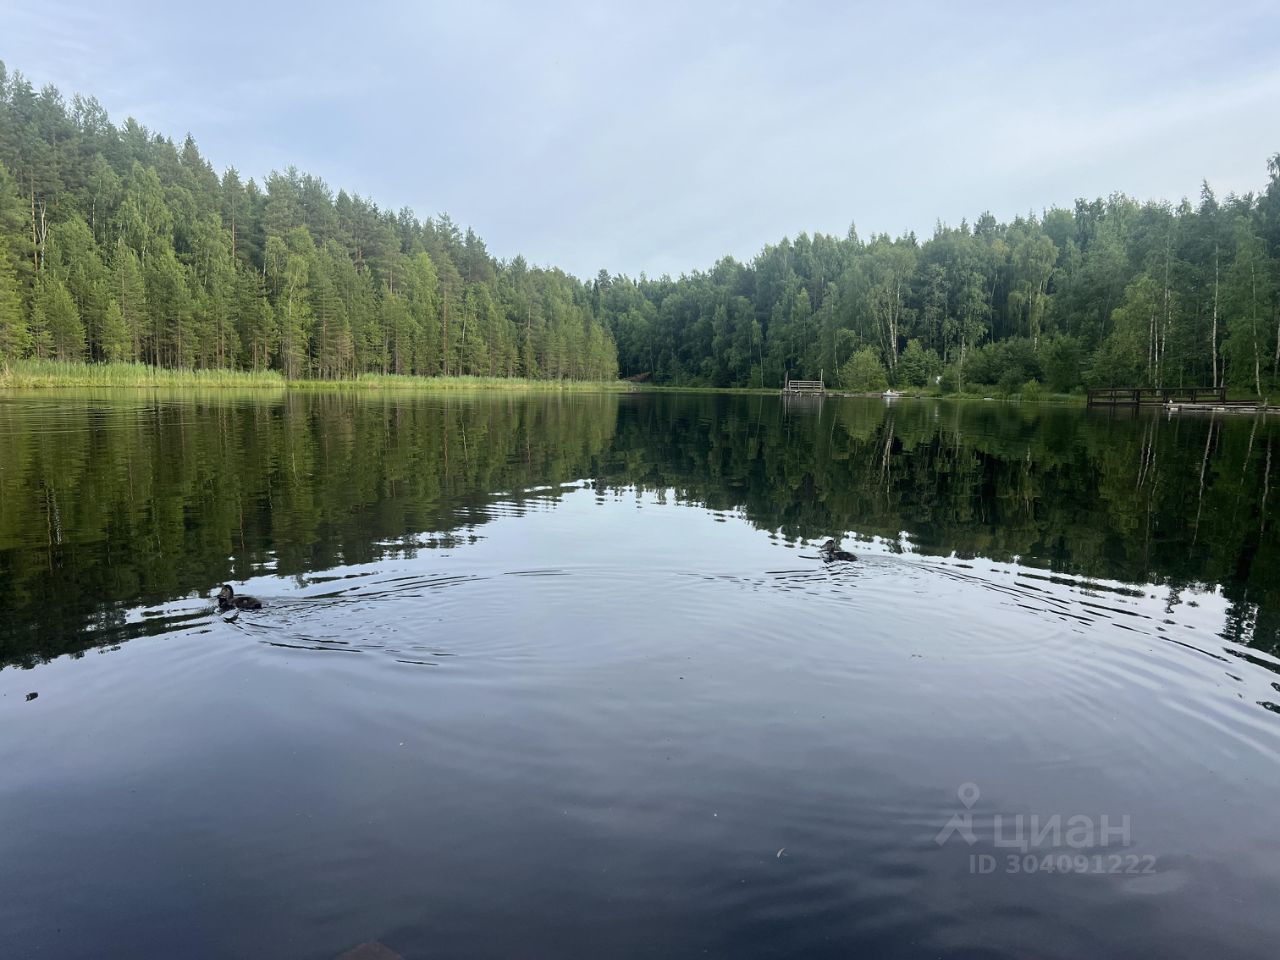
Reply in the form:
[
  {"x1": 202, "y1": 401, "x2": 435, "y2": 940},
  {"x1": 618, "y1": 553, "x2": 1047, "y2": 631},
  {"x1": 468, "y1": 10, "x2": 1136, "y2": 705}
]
[
  {"x1": 2, "y1": 361, "x2": 1095, "y2": 403},
  {"x1": 0, "y1": 360, "x2": 634, "y2": 392}
]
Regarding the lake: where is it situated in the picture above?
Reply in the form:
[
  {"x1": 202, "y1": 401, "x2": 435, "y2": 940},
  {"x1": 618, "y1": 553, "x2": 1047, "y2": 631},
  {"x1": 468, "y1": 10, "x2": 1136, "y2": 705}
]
[{"x1": 1, "y1": 390, "x2": 1278, "y2": 959}]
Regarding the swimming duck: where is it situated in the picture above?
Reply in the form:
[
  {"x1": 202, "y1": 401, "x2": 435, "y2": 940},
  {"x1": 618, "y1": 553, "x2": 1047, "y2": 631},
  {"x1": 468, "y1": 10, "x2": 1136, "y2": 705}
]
[
  {"x1": 820, "y1": 538, "x2": 856, "y2": 563},
  {"x1": 217, "y1": 584, "x2": 262, "y2": 611}
]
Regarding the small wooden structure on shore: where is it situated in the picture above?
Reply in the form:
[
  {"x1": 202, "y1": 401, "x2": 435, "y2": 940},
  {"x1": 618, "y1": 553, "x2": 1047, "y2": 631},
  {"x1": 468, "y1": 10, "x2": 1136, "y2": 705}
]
[{"x1": 783, "y1": 376, "x2": 825, "y2": 396}]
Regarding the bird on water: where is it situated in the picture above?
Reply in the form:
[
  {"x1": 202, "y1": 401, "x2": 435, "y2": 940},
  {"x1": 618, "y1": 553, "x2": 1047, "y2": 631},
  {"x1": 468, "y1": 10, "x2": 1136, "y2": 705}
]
[
  {"x1": 217, "y1": 584, "x2": 263, "y2": 611},
  {"x1": 820, "y1": 539, "x2": 856, "y2": 563}
]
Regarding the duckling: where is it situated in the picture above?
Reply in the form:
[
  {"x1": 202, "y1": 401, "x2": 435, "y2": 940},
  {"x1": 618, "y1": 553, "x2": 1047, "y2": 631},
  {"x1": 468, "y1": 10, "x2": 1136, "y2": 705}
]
[
  {"x1": 820, "y1": 538, "x2": 856, "y2": 563},
  {"x1": 217, "y1": 584, "x2": 262, "y2": 611}
]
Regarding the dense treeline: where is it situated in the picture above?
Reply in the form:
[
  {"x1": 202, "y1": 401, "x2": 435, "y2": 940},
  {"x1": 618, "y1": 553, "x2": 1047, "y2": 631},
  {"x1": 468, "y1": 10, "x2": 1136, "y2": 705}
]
[
  {"x1": 0, "y1": 64, "x2": 618, "y2": 381},
  {"x1": 601, "y1": 162, "x2": 1280, "y2": 393},
  {"x1": 0, "y1": 62, "x2": 1277, "y2": 393}
]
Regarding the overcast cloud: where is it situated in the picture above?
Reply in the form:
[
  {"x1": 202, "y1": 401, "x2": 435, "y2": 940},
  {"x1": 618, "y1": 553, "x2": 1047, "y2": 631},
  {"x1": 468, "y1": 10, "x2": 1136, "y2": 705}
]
[{"x1": 3, "y1": 0, "x2": 1278, "y2": 278}]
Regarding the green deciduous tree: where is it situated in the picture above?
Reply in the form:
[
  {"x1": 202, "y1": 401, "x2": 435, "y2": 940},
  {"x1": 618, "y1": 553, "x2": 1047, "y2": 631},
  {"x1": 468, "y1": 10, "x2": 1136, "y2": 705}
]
[
  {"x1": 896, "y1": 339, "x2": 942, "y2": 387},
  {"x1": 839, "y1": 346, "x2": 889, "y2": 392}
]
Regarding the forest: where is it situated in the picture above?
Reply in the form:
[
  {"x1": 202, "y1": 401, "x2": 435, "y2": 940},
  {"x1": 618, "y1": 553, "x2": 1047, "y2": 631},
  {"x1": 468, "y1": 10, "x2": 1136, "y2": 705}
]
[
  {"x1": 0, "y1": 61, "x2": 1277, "y2": 393},
  {"x1": 604, "y1": 164, "x2": 1280, "y2": 395},
  {"x1": 0, "y1": 64, "x2": 619, "y2": 382}
]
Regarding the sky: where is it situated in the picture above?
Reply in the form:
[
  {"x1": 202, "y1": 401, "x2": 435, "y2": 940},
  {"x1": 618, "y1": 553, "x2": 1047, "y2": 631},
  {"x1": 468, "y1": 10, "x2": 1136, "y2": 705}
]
[{"x1": 3, "y1": 0, "x2": 1279, "y2": 279}]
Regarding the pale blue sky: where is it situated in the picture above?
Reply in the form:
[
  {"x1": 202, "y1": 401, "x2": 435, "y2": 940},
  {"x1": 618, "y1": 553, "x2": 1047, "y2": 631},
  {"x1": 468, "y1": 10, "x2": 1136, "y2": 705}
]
[{"x1": 3, "y1": 0, "x2": 1278, "y2": 278}]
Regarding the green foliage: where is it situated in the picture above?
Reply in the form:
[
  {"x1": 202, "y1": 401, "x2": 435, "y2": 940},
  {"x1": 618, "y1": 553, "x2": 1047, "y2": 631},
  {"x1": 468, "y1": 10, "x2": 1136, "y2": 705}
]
[
  {"x1": 997, "y1": 368, "x2": 1023, "y2": 397},
  {"x1": 839, "y1": 347, "x2": 889, "y2": 392},
  {"x1": 1221, "y1": 224, "x2": 1276, "y2": 395},
  {"x1": 968, "y1": 337, "x2": 1042, "y2": 388},
  {"x1": 897, "y1": 339, "x2": 942, "y2": 387},
  {"x1": 0, "y1": 359, "x2": 628, "y2": 391},
  {"x1": 0, "y1": 243, "x2": 27, "y2": 360},
  {"x1": 1089, "y1": 332, "x2": 1144, "y2": 388},
  {"x1": 1043, "y1": 335, "x2": 1084, "y2": 392},
  {"x1": 0, "y1": 61, "x2": 1278, "y2": 393},
  {"x1": 592, "y1": 166, "x2": 1280, "y2": 395},
  {"x1": 0, "y1": 64, "x2": 618, "y2": 383},
  {"x1": 34, "y1": 277, "x2": 85, "y2": 361},
  {"x1": 0, "y1": 359, "x2": 285, "y2": 388},
  {"x1": 100, "y1": 299, "x2": 130, "y2": 362}
]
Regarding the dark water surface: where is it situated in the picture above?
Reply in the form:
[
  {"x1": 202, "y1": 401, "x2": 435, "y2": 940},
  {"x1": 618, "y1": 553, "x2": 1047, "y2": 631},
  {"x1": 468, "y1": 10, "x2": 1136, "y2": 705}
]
[{"x1": 2, "y1": 391, "x2": 1279, "y2": 959}]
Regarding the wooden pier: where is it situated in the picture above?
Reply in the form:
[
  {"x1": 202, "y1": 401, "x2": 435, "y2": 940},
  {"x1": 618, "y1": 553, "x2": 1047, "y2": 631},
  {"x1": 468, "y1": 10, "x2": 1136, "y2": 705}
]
[
  {"x1": 1086, "y1": 386, "x2": 1226, "y2": 407},
  {"x1": 1087, "y1": 386, "x2": 1275, "y2": 415},
  {"x1": 783, "y1": 377, "x2": 825, "y2": 396}
]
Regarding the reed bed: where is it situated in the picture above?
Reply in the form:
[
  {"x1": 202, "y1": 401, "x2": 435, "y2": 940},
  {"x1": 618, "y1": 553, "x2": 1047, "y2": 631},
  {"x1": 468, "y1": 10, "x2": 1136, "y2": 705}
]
[{"x1": 0, "y1": 360, "x2": 631, "y2": 393}]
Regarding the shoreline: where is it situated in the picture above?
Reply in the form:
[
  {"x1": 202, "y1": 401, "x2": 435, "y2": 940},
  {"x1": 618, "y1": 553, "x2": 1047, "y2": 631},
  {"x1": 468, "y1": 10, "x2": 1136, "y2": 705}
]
[
  {"x1": 0, "y1": 361, "x2": 1124, "y2": 406},
  {"x1": 0, "y1": 361, "x2": 634, "y2": 393}
]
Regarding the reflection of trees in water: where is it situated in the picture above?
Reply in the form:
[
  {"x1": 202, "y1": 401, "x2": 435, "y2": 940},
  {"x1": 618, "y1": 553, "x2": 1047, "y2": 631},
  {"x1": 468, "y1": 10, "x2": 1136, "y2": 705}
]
[
  {"x1": 607, "y1": 395, "x2": 1280, "y2": 655},
  {"x1": 0, "y1": 392, "x2": 619, "y2": 666},
  {"x1": 0, "y1": 392, "x2": 1276, "y2": 666}
]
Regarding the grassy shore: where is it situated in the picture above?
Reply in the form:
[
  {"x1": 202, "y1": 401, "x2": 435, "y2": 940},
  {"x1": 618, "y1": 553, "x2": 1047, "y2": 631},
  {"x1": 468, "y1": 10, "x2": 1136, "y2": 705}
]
[
  {"x1": 11, "y1": 362, "x2": 1220, "y2": 407},
  {"x1": 308, "y1": 372, "x2": 633, "y2": 392},
  {"x1": 0, "y1": 360, "x2": 635, "y2": 392}
]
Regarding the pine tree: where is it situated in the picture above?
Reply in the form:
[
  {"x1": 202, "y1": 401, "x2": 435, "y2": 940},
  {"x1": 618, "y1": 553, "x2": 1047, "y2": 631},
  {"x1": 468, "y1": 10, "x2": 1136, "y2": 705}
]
[
  {"x1": 0, "y1": 243, "x2": 28, "y2": 360},
  {"x1": 112, "y1": 240, "x2": 146, "y2": 362},
  {"x1": 100, "y1": 298, "x2": 130, "y2": 362},
  {"x1": 36, "y1": 277, "x2": 85, "y2": 361}
]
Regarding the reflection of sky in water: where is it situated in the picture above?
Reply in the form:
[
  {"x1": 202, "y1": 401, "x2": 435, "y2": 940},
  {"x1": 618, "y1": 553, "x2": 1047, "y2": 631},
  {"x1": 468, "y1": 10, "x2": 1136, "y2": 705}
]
[{"x1": 2, "y1": 398, "x2": 1280, "y2": 957}]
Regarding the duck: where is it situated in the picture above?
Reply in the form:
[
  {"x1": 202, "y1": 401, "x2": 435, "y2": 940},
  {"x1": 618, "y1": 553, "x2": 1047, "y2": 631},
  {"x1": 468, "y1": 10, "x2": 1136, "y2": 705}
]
[
  {"x1": 820, "y1": 538, "x2": 856, "y2": 563},
  {"x1": 217, "y1": 584, "x2": 262, "y2": 611}
]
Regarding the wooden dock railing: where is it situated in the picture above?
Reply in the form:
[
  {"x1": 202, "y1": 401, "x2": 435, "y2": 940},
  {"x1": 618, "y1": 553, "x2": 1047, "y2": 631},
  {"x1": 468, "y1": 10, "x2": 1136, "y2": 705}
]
[
  {"x1": 783, "y1": 378, "x2": 825, "y2": 395},
  {"x1": 1087, "y1": 386, "x2": 1227, "y2": 407}
]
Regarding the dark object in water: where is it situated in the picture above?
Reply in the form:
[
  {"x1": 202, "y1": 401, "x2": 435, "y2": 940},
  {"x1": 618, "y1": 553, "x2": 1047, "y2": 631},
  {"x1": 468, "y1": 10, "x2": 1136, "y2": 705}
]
[
  {"x1": 217, "y1": 584, "x2": 262, "y2": 611},
  {"x1": 25, "y1": 691, "x2": 37, "y2": 702},
  {"x1": 820, "y1": 538, "x2": 856, "y2": 563}
]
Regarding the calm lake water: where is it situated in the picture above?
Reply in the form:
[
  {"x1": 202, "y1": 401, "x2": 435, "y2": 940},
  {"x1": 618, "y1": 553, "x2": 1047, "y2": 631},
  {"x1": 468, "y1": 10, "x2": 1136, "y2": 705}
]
[{"x1": 1, "y1": 390, "x2": 1279, "y2": 959}]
